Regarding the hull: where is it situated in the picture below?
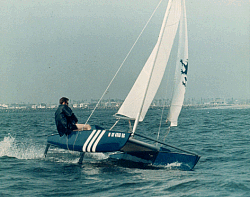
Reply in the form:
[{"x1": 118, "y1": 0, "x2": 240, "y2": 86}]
[
  {"x1": 154, "y1": 151, "x2": 200, "y2": 170},
  {"x1": 109, "y1": 141, "x2": 200, "y2": 170},
  {"x1": 46, "y1": 130, "x2": 200, "y2": 170},
  {"x1": 47, "y1": 130, "x2": 131, "y2": 152},
  {"x1": 109, "y1": 151, "x2": 200, "y2": 170}
]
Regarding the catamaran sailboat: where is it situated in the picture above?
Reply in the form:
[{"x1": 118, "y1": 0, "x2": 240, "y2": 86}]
[{"x1": 44, "y1": 0, "x2": 200, "y2": 170}]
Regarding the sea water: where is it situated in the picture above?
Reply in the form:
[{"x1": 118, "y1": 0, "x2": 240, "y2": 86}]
[{"x1": 0, "y1": 106, "x2": 249, "y2": 197}]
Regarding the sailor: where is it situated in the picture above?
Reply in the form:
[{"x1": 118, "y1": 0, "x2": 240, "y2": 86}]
[{"x1": 55, "y1": 97, "x2": 91, "y2": 137}]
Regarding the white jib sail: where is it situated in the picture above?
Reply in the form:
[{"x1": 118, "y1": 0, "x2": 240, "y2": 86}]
[
  {"x1": 117, "y1": 0, "x2": 182, "y2": 122},
  {"x1": 167, "y1": 0, "x2": 188, "y2": 126}
]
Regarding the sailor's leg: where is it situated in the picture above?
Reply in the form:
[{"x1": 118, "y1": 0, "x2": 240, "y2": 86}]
[
  {"x1": 44, "y1": 144, "x2": 50, "y2": 158},
  {"x1": 78, "y1": 152, "x2": 85, "y2": 164},
  {"x1": 75, "y1": 124, "x2": 91, "y2": 131}
]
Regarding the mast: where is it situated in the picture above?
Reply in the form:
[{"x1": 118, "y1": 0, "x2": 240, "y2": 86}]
[
  {"x1": 116, "y1": 0, "x2": 182, "y2": 134},
  {"x1": 131, "y1": 0, "x2": 174, "y2": 135}
]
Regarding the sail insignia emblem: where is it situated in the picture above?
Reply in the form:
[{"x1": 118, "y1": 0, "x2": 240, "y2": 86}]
[{"x1": 180, "y1": 59, "x2": 188, "y2": 87}]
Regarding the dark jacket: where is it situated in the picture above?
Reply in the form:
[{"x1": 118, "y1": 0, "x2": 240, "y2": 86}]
[{"x1": 55, "y1": 104, "x2": 78, "y2": 136}]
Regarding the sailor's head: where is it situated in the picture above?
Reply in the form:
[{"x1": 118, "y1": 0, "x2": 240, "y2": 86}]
[{"x1": 59, "y1": 97, "x2": 69, "y2": 105}]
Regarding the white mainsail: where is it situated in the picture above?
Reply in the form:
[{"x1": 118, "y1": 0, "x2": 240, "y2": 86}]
[
  {"x1": 167, "y1": 0, "x2": 188, "y2": 126},
  {"x1": 117, "y1": 0, "x2": 182, "y2": 123}
]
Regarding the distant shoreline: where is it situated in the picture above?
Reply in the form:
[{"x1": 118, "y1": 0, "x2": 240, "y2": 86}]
[{"x1": 1, "y1": 104, "x2": 250, "y2": 113}]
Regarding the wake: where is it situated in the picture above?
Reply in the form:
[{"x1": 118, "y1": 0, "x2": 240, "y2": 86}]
[{"x1": 0, "y1": 134, "x2": 44, "y2": 160}]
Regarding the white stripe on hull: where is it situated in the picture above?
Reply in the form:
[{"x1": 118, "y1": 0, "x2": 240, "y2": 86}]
[
  {"x1": 82, "y1": 130, "x2": 107, "y2": 152},
  {"x1": 92, "y1": 130, "x2": 106, "y2": 152},
  {"x1": 87, "y1": 130, "x2": 101, "y2": 152},
  {"x1": 82, "y1": 130, "x2": 97, "y2": 152}
]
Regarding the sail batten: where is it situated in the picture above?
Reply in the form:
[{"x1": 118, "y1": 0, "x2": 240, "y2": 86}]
[{"x1": 117, "y1": 0, "x2": 182, "y2": 123}]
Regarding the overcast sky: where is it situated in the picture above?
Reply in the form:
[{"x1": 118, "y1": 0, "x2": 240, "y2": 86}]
[{"x1": 0, "y1": 0, "x2": 249, "y2": 104}]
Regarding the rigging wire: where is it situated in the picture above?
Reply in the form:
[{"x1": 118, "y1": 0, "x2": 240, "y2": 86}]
[
  {"x1": 156, "y1": 85, "x2": 171, "y2": 145},
  {"x1": 109, "y1": 119, "x2": 120, "y2": 131},
  {"x1": 163, "y1": 126, "x2": 171, "y2": 142},
  {"x1": 157, "y1": 106, "x2": 165, "y2": 142},
  {"x1": 156, "y1": 48, "x2": 173, "y2": 143},
  {"x1": 84, "y1": 0, "x2": 164, "y2": 125}
]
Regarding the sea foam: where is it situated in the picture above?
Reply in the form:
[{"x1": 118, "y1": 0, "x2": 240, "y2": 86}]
[{"x1": 0, "y1": 134, "x2": 44, "y2": 159}]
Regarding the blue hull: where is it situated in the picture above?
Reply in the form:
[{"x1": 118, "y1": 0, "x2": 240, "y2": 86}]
[
  {"x1": 109, "y1": 150, "x2": 200, "y2": 170},
  {"x1": 47, "y1": 130, "x2": 131, "y2": 152},
  {"x1": 154, "y1": 151, "x2": 200, "y2": 170},
  {"x1": 46, "y1": 130, "x2": 200, "y2": 170}
]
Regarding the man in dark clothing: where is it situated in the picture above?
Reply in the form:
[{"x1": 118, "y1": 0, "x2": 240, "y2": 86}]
[{"x1": 55, "y1": 97, "x2": 91, "y2": 137}]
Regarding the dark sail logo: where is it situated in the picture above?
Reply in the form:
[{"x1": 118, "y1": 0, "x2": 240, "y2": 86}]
[{"x1": 180, "y1": 59, "x2": 188, "y2": 87}]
